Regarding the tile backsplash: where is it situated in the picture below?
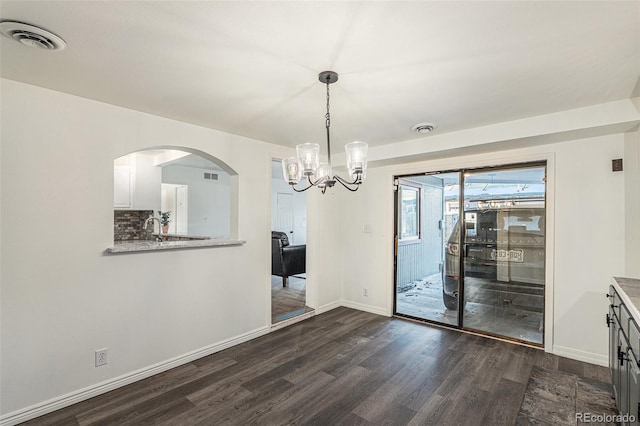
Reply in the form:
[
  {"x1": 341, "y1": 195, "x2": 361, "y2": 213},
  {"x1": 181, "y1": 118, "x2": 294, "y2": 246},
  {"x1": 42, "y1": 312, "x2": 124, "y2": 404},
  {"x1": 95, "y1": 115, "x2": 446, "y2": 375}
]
[{"x1": 114, "y1": 210, "x2": 154, "y2": 241}]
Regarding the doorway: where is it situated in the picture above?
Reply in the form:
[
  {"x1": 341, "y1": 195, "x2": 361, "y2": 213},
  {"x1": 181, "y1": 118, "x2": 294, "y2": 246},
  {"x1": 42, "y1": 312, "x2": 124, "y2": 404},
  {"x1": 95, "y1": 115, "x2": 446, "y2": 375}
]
[
  {"x1": 394, "y1": 162, "x2": 546, "y2": 345},
  {"x1": 271, "y1": 159, "x2": 311, "y2": 323},
  {"x1": 161, "y1": 183, "x2": 188, "y2": 234}
]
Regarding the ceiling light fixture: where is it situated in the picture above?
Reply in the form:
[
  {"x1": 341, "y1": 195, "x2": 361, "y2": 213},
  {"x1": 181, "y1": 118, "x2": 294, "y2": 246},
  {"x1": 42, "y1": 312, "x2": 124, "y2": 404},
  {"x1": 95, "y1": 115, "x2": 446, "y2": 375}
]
[
  {"x1": 0, "y1": 21, "x2": 66, "y2": 51},
  {"x1": 411, "y1": 123, "x2": 437, "y2": 134},
  {"x1": 282, "y1": 71, "x2": 368, "y2": 194}
]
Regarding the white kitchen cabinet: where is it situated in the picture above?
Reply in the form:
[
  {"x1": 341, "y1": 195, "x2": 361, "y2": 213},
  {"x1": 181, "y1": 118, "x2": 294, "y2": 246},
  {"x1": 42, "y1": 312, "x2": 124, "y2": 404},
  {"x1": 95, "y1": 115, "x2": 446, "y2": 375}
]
[
  {"x1": 114, "y1": 166, "x2": 132, "y2": 208},
  {"x1": 113, "y1": 153, "x2": 161, "y2": 210}
]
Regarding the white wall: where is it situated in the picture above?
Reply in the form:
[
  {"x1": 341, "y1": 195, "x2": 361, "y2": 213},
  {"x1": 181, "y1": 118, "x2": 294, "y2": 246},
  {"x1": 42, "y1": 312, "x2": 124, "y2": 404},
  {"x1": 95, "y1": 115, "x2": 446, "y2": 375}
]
[
  {"x1": 305, "y1": 188, "x2": 344, "y2": 311},
  {"x1": 625, "y1": 129, "x2": 640, "y2": 278},
  {"x1": 336, "y1": 134, "x2": 627, "y2": 365},
  {"x1": 551, "y1": 136, "x2": 625, "y2": 362},
  {"x1": 162, "y1": 164, "x2": 231, "y2": 237},
  {"x1": 0, "y1": 79, "x2": 333, "y2": 420}
]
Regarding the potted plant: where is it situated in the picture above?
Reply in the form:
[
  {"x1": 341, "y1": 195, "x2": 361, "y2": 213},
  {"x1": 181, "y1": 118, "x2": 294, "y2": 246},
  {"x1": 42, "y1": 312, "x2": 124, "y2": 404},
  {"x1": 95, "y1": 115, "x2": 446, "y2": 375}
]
[{"x1": 158, "y1": 211, "x2": 171, "y2": 233}]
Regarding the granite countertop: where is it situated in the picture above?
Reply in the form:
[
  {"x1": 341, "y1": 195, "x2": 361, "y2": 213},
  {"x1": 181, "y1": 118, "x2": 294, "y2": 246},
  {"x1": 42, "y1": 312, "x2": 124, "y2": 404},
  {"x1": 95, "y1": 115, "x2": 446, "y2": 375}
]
[
  {"x1": 105, "y1": 238, "x2": 246, "y2": 254},
  {"x1": 612, "y1": 276, "x2": 640, "y2": 321}
]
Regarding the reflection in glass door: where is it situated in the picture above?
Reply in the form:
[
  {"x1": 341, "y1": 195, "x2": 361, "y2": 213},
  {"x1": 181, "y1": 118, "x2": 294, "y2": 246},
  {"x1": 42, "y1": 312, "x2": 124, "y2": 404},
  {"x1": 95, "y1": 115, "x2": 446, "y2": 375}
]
[
  {"x1": 394, "y1": 173, "x2": 460, "y2": 326},
  {"x1": 394, "y1": 163, "x2": 546, "y2": 346},
  {"x1": 461, "y1": 166, "x2": 546, "y2": 344}
]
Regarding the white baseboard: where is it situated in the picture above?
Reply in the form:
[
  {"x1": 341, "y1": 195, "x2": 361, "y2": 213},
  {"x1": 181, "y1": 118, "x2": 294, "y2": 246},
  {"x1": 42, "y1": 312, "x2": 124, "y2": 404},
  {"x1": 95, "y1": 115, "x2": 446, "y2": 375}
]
[
  {"x1": 0, "y1": 326, "x2": 270, "y2": 426},
  {"x1": 552, "y1": 345, "x2": 608, "y2": 367},
  {"x1": 316, "y1": 300, "x2": 342, "y2": 314},
  {"x1": 270, "y1": 310, "x2": 316, "y2": 331},
  {"x1": 340, "y1": 300, "x2": 389, "y2": 317}
]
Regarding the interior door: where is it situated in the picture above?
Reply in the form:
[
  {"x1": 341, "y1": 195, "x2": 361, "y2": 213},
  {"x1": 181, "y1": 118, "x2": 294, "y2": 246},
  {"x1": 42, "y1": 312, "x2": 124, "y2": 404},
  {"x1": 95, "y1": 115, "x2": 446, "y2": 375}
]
[
  {"x1": 176, "y1": 185, "x2": 188, "y2": 234},
  {"x1": 276, "y1": 193, "x2": 294, "y2": 244}
]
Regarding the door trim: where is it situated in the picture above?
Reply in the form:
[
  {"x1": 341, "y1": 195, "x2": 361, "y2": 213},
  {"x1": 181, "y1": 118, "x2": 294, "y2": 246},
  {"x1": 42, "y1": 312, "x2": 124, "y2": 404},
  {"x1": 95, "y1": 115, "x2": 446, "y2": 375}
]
[{"x1": 392, "y1": 160, "x2": 549, "y2": 348}]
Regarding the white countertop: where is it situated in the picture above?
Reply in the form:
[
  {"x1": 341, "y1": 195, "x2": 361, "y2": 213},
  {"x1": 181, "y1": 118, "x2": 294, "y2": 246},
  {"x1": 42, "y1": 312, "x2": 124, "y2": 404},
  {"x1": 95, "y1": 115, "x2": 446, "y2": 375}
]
[
  {"x1": 105, "y1": 238, "x2": 245, "y2": 254},
  {"x1": 612, "y1": 276, "x2": 640, "y2": 322}
]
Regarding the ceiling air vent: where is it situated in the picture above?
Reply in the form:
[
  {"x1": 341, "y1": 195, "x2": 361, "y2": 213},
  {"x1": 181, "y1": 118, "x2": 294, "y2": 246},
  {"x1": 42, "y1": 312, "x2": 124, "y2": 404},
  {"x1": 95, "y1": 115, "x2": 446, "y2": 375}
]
[
  {"x1": 411, "y1": 123, "x2": 437, "y2": 134},
  {"x1": 204, "y1": 172, "x2": 218, "y2": 181},
  {"x1": 0, "y1": 21, "x2": 66, "y2": 51}
]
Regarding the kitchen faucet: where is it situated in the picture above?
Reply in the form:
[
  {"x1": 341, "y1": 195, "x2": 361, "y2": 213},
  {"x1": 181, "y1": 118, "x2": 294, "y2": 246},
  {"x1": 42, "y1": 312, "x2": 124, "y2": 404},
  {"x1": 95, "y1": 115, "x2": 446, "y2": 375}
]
[{"x1": 143, "y1": 216, "x2": 162, "y2": 242}]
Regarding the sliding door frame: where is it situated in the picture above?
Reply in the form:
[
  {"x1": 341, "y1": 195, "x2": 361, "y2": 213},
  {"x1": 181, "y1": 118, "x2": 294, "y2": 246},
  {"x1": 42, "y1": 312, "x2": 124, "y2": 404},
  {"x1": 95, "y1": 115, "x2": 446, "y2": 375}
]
[
  {"x1": 393, "y1": 160, "x2": 548, "y2": 347},
  {"x1": 392, "y1": 169, "x2": 462, "y2": 329}
]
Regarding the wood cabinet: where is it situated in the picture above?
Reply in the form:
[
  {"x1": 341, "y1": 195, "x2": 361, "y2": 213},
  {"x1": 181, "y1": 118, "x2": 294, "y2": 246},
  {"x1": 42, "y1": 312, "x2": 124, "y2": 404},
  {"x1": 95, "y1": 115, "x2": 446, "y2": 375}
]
[{"x1": 608, "y1": 284, "x2": 640, "y2": 425}]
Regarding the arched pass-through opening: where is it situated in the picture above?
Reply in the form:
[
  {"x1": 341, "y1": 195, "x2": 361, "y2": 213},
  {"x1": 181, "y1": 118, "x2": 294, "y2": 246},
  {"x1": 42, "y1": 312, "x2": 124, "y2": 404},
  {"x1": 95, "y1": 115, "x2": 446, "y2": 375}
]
[{"x1": 113, "y1": 146, "x2": 239, "y2": 242}]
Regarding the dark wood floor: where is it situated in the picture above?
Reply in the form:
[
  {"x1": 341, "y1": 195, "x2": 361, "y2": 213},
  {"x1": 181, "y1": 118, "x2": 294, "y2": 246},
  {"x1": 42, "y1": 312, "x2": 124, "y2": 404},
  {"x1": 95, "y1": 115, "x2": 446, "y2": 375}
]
[{"x1": 23, "y1": 307, "x2": 610, "y2": 425}]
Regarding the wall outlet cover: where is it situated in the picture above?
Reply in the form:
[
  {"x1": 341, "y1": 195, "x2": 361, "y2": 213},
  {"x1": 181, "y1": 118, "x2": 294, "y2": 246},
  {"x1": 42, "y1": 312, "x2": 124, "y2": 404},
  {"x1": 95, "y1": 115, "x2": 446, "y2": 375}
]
[{"x1": 95, "y1": 348, "x2": 108, "y2": 367}]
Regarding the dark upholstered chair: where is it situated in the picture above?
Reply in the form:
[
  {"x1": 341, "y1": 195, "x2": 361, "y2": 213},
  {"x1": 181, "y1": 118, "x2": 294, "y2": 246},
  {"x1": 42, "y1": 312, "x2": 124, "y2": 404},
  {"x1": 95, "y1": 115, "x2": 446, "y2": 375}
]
[{"x1": 271, "y1": 231, "x2": 306, "y2": 287}]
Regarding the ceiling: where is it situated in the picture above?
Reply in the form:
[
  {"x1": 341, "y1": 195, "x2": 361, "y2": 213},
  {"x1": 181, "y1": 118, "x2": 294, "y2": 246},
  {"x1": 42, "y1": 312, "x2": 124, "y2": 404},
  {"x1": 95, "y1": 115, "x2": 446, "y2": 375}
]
[
  {"x1": 164, "y1": 153, "x2": 224, "y2": 172},
  {"x1": 1, "y1": 1, "x2": 638, "y2": 149},
  {"x1": 137, "y1": 149, "x2": 224, "y2": 171}
]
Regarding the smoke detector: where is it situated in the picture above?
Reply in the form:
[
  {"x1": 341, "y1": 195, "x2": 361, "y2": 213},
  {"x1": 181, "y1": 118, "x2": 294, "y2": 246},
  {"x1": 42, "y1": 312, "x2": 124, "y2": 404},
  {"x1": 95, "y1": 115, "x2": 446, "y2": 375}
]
[
  {"x1": 0, "y1": 21, "x2": 66, "y2": 51},
  {"x1": 411, "y1": 123, "x2": 437, "y2": 134}
]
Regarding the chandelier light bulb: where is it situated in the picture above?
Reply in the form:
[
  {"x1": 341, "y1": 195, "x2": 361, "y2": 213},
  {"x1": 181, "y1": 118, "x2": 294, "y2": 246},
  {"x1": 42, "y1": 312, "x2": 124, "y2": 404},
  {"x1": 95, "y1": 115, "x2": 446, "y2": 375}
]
[
  {"x1": 296, "y1": 143, "x2": 320, "y2": 176},
  {"x1": 345, "y1": 141, "x2": 368, "y2": 181},
  {"x1": 282, "y1": 157, "x2": 302, "y2": 184}
]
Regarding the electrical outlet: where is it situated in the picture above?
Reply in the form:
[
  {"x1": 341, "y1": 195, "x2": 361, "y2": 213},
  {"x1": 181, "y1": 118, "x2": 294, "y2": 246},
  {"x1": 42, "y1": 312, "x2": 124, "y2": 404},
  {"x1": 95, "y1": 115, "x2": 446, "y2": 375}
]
[
  {"x1": 363, "y1": 288, "x2": 368, "y2": 297},
  {"x1": 95, "y1": 348, "x2": 108, "y2": 367}
]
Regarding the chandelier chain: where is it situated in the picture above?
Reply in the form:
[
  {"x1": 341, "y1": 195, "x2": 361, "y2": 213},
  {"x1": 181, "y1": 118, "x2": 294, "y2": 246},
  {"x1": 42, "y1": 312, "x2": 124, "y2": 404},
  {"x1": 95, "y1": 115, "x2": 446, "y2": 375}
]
[
  {"x1": 325, "y1": 79, "x2": 332, "y2": 167},
  {"x1": 325, "y1": 80, "x2": 330, "y2": 130}
]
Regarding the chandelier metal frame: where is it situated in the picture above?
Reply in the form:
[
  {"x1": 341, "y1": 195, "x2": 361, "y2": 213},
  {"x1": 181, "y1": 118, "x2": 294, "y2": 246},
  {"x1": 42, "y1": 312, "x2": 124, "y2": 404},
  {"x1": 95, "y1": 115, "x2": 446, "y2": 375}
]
[{"x1": 282, "y1": 71, "x2": 367, "y2": 194}]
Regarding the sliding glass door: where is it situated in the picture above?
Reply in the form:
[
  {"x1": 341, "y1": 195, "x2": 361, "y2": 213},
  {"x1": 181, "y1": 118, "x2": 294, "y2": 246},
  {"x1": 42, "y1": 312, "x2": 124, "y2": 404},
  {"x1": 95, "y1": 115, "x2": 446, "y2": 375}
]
[
  {"x1": 394, "y1": 172, "x2": 460, "y2": 326},
  {"x1": 460, "y1": 166, "x2": 546, "y2": 344},
  {"x1": 394, "y1": 163, "x2": 546, "y2": 345}
]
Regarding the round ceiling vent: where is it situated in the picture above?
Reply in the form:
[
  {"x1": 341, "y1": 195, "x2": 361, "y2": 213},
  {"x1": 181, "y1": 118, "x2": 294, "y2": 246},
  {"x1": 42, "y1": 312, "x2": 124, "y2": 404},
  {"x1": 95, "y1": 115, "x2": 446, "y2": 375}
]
[
  {"x1": 0, "y1": 21, "x2": 66, "y2": 51},
  {"x1": 411, "y1": 123, "x2": 437, "y2": 134}
]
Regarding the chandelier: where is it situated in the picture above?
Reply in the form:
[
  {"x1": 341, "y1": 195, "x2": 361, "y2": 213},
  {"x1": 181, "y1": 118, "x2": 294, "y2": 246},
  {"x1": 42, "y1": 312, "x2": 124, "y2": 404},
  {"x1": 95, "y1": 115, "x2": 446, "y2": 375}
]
[{"x1": 282, "y1": 71, "x2": 368, "y2": 194}]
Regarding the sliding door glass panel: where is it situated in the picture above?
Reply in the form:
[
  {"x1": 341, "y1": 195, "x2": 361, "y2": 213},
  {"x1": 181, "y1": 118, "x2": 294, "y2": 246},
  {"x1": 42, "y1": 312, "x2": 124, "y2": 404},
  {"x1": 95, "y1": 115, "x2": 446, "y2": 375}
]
[
  {"x1": 461, "y1": 166, "x2": 546, "y2": 344},
  {"x1": 395, "y1": 173, "x2": 460, "y2": 326}
]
